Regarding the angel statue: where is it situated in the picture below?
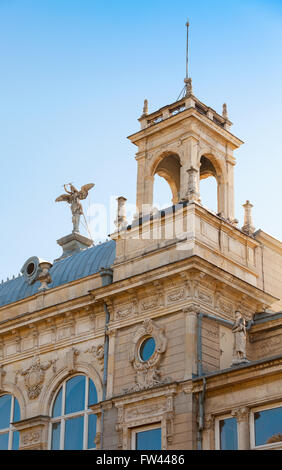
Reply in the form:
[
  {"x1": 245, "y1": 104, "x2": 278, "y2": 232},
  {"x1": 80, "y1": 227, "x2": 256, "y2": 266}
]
[{"x1": 55, "y1": 183, "x2": 94, "y2": 233}]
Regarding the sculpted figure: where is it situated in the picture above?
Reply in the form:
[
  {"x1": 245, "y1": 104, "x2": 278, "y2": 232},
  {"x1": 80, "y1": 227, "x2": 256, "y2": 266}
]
[
  {"x1": 55, "y1": 183, "x2": 94, "y2": 233},
  {"x1": 232, "y1": 311, "x2": 248, "y2": 365}
]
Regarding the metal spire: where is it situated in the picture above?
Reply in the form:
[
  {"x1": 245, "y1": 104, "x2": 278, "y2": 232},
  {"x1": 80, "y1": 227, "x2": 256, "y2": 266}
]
[
  {"x1": 176, "y1": 18, "x2": 193, "y2": 101},
  {"x1": 186, "y1": 18, "x2": 189, "y2": 80}
]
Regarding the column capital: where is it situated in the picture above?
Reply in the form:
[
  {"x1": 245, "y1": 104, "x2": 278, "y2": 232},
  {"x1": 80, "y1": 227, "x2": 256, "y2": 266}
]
[
  {"x1": 183, "y1": 303, "x2": 200, "y2": 315},
  {"x1": 204, "y1": 414, "x2": 215, "y2": 430},
  {"x1": 231, "y1": 406, "x2": 249, "y2": 423}
]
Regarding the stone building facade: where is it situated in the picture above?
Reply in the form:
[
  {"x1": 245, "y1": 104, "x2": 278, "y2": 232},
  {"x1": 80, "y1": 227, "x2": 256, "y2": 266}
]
[{"x1": 0, "y1": 76, "x2": 282, "y2": 451}]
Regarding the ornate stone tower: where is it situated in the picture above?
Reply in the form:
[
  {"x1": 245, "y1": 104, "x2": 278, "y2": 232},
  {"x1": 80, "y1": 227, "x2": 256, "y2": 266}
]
[{"x1": 129, "y1": 79, "x2": 242, "y2": 222}]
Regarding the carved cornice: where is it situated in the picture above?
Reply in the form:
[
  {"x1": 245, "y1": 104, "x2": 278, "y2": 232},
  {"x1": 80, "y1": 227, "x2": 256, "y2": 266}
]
[{"x1": 192, "y1": 355, "x2": 282, "y2": 394}]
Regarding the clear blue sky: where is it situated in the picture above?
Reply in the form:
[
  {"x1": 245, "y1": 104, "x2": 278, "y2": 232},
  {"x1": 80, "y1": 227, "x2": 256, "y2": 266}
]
[{"x1": 0, "y1": 0, "x2": 281, "y2": 281}]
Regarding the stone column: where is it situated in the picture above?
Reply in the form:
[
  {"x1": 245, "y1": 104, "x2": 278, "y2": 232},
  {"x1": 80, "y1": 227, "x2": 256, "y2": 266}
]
[
  {"x1": 179, "y1": 162, "x2": 189, "y2": 201},
  {"x1": 13, "y1": 415, "x2": 50, "y2": 450},
  {"x1": 186, "y1": 167, "x2": 201, "y2": 203},
  {"x1": 231, "y1": 407, "x2": 250, "y2": 450},
  {"x1": 143, "y1": 175, "x2": 154, "y2": 212},
  {"x1": 226, "y1": 160, "x2": 235, "y2": 221},
  {"x1": 135, "y1": 155, "x2": 146, "y2": 216}
]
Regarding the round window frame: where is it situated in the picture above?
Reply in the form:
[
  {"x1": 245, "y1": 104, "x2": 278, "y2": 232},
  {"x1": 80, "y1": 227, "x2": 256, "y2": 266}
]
[{"x1": 138, "y1": 335, "x2": 156, "y2": 363}]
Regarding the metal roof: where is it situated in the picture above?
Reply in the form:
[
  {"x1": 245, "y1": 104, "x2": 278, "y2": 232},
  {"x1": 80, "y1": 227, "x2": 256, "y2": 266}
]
[{"x1": 0, "y1": 240, "x2": 116, "y2": 308}]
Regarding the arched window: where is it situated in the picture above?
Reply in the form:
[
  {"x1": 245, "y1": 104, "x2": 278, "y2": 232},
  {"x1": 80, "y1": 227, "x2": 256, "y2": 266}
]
[
  {"x1": 0, "y1": 394, "x2": 21, "y2": 450},
  {"x1": 49, "y1": 375, "x2": 98, "y2": 450}
]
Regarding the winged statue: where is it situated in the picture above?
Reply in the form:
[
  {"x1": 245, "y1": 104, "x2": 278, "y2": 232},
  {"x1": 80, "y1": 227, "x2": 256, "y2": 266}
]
[{"x1": 55, "y1": 183, "x2": 94, "y2": 233}]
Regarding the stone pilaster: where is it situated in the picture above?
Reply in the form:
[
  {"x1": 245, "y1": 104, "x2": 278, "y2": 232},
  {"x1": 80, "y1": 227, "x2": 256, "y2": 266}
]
[
  {"x1": 204, "y1": 415, "x2": 215, "y2": 450},
  {"x1": 183, "y1": 305, "x2": 199, "y2": 378}
]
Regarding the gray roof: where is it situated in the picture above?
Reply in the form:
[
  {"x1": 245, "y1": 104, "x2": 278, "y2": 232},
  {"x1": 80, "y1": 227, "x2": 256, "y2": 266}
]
[{"x1": 0, "y1": 240, "x2": 116, "y2": 308}]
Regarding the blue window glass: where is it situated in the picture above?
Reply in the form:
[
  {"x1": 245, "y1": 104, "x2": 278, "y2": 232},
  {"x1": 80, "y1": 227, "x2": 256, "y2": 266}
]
[
  {"x1": 0, "y1": 432, "x2": 9, "y2": 450},
  {"x1": 88, "y1": 379, "x2": 98, "y2": 406},
  {"x1": 12, "y1": 431, "x2": 20, "y2": 450},
  {"x1": 65, "y1": 376, "x2": 86, "y2": 414},
  {"x1": 51, "y1": 422, "x2": 61, "y2": 450},
  {"x1": 0, "y1": 395, "x2": 12, "y2": 429},
  {"x1": 13, "y1": 398, "x2": 20, "y2": 423},
  {"x1": 88, "y1": 413, "x2": 97, "y2": 449},
  {"x1": 52, "y1": 387, "x2": 63, "y2": 417},
  {"x1": 136, "y1": 428, "x2": 161, "y2": 450},
  {"x1": 219, "y1": 417, "x2": 238, "y2": 450},
  {"x1": 140, "y1": 337, "x2": 156, "y2": 362},
  {"x1": 65, "y1": 416, "x2": 84, "y2": 450},
  {"x1": 254, "y1": 407, "x2": 282, "y2": 446}
]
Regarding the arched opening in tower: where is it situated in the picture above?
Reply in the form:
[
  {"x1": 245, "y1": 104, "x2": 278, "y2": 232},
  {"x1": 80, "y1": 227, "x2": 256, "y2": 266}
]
[
  {"x1": 153, "y1": 153, "x2": 181, "y2": 208},
  {"x1": 200, "y1": 155, "x2": 218, "y2": 214}
]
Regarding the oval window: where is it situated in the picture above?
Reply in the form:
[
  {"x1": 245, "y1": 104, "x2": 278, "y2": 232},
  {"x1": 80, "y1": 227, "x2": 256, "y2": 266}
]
[{"x1": 139, "y1": 337, "x2": 156, "y2": 362}]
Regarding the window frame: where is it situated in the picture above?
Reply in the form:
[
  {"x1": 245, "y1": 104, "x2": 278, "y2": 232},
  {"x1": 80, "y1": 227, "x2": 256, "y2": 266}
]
[
  {"x1": 250, "y1": 403, "x2": 282, "y2": 450},
  {"x1": 131, "y1": 423, "x2": 162, "y2": 450},
  {"x1": 215, "y1": 414, "x2": 238, "y2": 450},
  {"x1": 48, "y1": 374, "x2": 98, "y2": 450},
  {"x1": 0, "y1": 394, "x2": 20, "y2": 450}
]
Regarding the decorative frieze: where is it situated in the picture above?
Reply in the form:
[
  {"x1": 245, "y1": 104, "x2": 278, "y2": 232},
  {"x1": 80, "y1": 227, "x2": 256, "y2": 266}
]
[
  {"x1": 167, "y1": 288, "x2": 185, "y2": 303},
  {"x1": 115, "y1": 303, "x2": 134, "y2": 320},
  {"x1": 125, "y1": 401, "x2": 167, "y2": 421},
  {"x1": 198, "y1": 289, "x2": 213, "y2": 305},
  {"x1": 140, "y1": 295, "x2": 159, "y2": 311}
]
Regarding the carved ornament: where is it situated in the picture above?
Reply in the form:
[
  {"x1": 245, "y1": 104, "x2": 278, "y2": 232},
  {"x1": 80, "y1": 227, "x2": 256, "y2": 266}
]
[
  {"x1": 18, "y1": 355, "x2": 57, "y2": 400},
  {"x1": 125, "y1": 319, "x2": 170, "y2": 393}
]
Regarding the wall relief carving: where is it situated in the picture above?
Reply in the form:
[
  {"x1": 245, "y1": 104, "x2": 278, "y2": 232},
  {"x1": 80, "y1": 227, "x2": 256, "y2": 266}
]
[
  {"x1": 85, "y1": 344, "x2": 104, "y2": 370},
  {"x1": 17, "y1": 355, "x2": 57, "y2": 399}
]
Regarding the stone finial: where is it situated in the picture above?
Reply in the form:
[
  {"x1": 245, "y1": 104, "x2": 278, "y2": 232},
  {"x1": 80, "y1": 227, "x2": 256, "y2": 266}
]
[
  {"x1": 184, "y1": 77, "x2": 193, "y2": 96},
  {"x1": 38, "y1": 260, "x2": 53, "y2": 291},
  {"x1": 242, "y1": 200, "x2": 255, "y2": 235},
  {"x1": 231, "y1": 311, "x2": 249, "y2": 366},
  {"x1": 114, "y1": 196, "x2": 128, "y2": 232},
  {"x1": 142, "y1": 99, "x2": 148, "y2": 116},
  {"x1": 222, "y1": 103, "x2": 228, "y2": 119}
]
